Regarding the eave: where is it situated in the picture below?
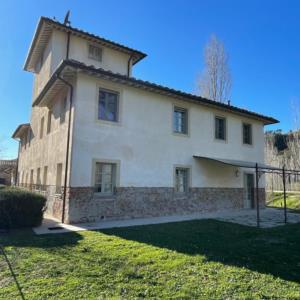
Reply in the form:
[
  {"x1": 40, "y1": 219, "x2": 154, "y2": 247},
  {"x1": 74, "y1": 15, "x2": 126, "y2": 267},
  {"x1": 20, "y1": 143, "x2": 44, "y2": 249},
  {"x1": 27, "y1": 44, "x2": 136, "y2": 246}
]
[
  {"x1": 12, "y1": 123, "x2": 30, "y2": 139},
  {"x1": 24, "y1": 17, "x2": 147, "y2": 73},
  {"x1": 33, "y1": 59, "x2": 279, "y2": 125}
]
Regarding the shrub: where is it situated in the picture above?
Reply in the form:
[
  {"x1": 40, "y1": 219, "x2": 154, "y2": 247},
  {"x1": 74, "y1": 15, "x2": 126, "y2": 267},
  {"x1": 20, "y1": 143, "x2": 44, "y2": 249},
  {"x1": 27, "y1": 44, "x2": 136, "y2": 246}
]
[{"x1": 0, "y1": 187, "x2": 46, "y2": 229}]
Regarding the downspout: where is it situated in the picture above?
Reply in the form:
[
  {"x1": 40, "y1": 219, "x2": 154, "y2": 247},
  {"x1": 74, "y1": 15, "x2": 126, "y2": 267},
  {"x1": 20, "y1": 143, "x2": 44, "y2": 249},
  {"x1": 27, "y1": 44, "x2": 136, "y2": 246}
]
[
  {"x1": 127, "y1": 53, "x2": 135, "y2": 77},
  {"x1": 66, "y1": 31, "x2": 71, "y2": 59},
  {"x1": 57, "y1": 75, "x2": 73, "y2": 223}
]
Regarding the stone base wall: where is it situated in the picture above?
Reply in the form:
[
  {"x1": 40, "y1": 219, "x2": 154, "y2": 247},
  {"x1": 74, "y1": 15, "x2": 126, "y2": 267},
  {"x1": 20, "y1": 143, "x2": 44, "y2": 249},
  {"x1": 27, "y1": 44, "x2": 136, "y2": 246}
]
[{"x1": 66, "y1": 187, "x2": 266, "y2": 224}]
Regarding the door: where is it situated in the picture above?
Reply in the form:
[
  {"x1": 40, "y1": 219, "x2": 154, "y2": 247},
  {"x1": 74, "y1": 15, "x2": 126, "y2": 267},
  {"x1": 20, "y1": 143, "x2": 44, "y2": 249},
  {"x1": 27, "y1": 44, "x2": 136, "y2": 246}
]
[{"x1": 244, "y1": 173, "x2": 255, "y2": 209}]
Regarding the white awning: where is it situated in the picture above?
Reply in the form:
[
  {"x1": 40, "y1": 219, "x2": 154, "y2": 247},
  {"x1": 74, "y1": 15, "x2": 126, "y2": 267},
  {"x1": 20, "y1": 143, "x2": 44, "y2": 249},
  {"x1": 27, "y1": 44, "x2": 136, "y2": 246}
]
[{"x1": 193, "y1": 155, "x2": 281, "y2": 171}]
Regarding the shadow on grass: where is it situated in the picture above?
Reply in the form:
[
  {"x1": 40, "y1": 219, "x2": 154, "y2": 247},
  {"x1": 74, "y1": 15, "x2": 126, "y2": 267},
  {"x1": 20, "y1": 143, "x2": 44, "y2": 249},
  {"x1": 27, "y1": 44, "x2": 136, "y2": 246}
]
[
  {"x1": 0, "y1": 228, "x2": 83, "y2": 248},
  {"x1": 100, "y1": 219, "x2": 300, "y2": 283}
]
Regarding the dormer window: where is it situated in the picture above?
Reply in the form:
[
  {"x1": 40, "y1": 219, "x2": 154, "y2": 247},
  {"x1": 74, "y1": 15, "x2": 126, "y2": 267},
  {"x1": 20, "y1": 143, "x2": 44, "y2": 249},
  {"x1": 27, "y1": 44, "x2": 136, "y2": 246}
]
[{"x1": 88, "y1": 44, "x2": 102, "y2": 62}]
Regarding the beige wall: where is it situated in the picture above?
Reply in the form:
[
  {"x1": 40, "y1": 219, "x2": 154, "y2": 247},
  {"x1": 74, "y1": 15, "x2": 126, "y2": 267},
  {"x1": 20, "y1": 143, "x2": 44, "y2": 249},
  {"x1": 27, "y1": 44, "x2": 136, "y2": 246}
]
[
  {"x1": 47, "y1": 29, "x2": 131, "y2": 78},
  {"x1": 32, "y1": 29, "x2": 133, "y2": 101},
  {"x1": 18, "y1": 87, "x2": 74, "y2": 187},
  {"x1": 20, "y1": 26, "x2": 134, "y2": 188},
  {"x1": 70, "y1": 73, "x2": 266, "y2": 189},
  {"x1": 32, "y1": 35, "x2": 53, "y2": 99}
]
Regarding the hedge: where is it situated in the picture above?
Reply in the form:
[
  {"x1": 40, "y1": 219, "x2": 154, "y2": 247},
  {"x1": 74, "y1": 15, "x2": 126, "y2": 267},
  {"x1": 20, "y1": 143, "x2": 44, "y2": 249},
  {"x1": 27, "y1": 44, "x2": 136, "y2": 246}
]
[{"x1": 0, "y1": 187, "x2": 46, "y2": 229}]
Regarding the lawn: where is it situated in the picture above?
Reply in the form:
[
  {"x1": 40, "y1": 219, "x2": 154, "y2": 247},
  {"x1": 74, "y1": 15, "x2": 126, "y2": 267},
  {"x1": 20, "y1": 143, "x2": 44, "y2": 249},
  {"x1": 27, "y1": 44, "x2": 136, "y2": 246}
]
[
  {"x1": 267, "y1": 192, "x2": 300, "y2": 211},
  {"x1": 1, "y1": 220, "x2": 300, "y2": 299}
]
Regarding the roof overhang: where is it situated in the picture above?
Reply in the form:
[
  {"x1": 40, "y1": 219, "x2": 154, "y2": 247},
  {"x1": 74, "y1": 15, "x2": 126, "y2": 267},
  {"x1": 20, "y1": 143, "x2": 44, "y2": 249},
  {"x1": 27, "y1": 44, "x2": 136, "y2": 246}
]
[
  {"x1": 24, "y1": 17, "x2": 147, "y2": 72},
  {"x1": 32, "y1": 59, "x2": 279, "y2": 125},
  {"x1": 193, "y1": 155, "x2": 281, "y2": 171},
  {"x1": 32, "y1": 61, "x2": 76, "y2": 107},
  {"x1": 12, "y1": 123, "x2": 30, "y2": 139}
]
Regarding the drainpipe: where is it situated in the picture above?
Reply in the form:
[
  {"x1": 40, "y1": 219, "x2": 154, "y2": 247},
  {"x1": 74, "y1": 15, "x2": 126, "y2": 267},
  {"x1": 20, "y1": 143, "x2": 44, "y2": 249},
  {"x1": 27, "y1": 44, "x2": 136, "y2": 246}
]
[
  {"x1": 56, "y1": 75, "x2": 73, "y2": 223},
  {"x1": 127, "y1": 53, "x2": 135, "y2": 77},
  {"x1": 66, "y1": 31, "x2": 71, "y2": 59}
]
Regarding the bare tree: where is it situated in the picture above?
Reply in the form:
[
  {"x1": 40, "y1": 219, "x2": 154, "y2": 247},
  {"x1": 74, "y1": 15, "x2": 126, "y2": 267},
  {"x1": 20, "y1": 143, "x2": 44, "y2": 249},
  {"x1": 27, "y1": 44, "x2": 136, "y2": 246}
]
[{"x1": 198, "y1": 35, "x2": 232, "y2": 103}]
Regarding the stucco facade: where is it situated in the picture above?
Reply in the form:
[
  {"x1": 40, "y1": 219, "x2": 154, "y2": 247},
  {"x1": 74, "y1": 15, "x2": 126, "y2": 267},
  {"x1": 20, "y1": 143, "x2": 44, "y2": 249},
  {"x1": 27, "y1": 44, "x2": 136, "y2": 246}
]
[{"x1": 13, "y1": 16, "x2": 277, "y2": 223}]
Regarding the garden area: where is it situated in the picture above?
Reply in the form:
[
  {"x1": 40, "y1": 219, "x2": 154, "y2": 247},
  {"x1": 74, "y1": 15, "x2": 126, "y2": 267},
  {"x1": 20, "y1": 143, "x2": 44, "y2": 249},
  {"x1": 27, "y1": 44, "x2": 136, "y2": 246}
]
[
  {"x1": 1, "y1": 219, "x2": 300, "y2": 299},
  {"x1": 267, "y1": 191, "x2": 300, "y2": 212}
]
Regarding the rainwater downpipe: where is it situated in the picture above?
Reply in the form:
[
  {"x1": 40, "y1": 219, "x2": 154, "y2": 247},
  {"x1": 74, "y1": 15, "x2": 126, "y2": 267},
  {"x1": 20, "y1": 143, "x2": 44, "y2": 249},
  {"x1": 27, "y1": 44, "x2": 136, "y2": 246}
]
[{"x1": 57, "y1": 75, "x2": 73, "y2": 223}]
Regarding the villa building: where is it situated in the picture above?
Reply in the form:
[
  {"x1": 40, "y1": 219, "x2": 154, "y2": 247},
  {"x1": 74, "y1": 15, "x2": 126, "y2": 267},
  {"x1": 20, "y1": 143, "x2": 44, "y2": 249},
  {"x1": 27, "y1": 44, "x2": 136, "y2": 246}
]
[{"x1": 12, "y1": 16, "x2": 278, "y2": 223}]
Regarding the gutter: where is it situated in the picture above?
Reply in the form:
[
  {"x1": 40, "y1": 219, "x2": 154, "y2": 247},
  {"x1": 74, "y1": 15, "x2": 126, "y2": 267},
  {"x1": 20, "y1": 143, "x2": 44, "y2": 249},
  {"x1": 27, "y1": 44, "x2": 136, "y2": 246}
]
[{"x1": 56, "y1": 75, "x2": 73, "y2": 223}]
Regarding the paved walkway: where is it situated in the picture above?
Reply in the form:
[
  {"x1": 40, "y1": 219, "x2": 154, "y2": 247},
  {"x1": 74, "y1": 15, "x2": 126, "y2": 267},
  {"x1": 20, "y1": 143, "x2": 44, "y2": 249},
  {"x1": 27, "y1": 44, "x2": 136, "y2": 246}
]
[
  {"x1": 215, "y1": 207, "x2": 300, "y2": 228},
  {"x1": 33, "y1": 208, "x2": 300, "y2": 235}
]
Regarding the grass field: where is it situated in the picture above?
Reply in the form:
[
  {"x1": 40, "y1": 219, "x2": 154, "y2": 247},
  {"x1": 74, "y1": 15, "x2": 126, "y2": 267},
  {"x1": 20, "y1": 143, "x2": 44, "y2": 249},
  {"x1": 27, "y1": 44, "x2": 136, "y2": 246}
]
[
  {"x1": 1, "y1": 220, "x2": 300, "y2": 299},
  {"x1": 267, "y1": 192, "x2": 300, "y2": 211}
]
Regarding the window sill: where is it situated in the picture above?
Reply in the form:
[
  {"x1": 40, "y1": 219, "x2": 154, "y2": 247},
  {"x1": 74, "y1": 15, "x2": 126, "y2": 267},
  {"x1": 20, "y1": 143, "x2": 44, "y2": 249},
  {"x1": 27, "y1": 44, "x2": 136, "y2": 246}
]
[
  {"x1": 214, "y1": 138, "x2": 227, "y2": 144},
  {"x1": 95, "y1": 119, "x2": 121, "y2": 127},
  {"x1": 242, "y1": 143, "x2": 254, "y2": 148},
  {"x1": 172, "y1": 131, "x2": 189, "y2": 138},
  {"x1": 93, "y1": 193, "x2": 116, "y2": 200}
]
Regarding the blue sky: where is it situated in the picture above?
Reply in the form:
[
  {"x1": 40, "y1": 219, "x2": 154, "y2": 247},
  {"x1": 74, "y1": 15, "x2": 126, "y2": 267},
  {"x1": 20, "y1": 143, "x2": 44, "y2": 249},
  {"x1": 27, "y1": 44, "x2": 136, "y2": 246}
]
[{"x1": 0, "y1": 0, "x2": 299, "y2": 158}]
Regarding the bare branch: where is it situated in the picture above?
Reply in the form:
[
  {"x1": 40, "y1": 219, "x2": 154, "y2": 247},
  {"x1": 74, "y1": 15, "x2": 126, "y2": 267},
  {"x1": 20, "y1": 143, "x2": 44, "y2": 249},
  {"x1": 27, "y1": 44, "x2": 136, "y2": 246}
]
[{"x1": 198, "y1": 35, "x2": 232, "y2": 103}]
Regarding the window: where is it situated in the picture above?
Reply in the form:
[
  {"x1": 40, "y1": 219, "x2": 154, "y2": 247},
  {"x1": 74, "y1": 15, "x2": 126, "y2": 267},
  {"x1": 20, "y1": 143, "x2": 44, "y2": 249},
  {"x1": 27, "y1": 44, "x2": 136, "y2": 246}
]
[
  {"x1": 98, "y1": 89, "x2": 119, "y2": 122},
  {"x1": 56, "y1": 163, "x2": 63, "y2": 194},
  {"x1": 173, "y1": 107, "x2": 188, "y2": 134},
  {"x1": 42, "y1": 166, "x2": 48, "y2": 191},
  {"x1": 40, "y1": 117, "x2": 44, "y2": 139},
  {"x1": 243, "y1": 123, "x2": 252, "y2": 145},
  {"x1": 94, "y1": 163, "x2": 116, "y2": 195},
  {"x1": 215, "y1": 116, "x2": 226, "y2": 140},
  {"x1": 60, "y1": 97, "x2": 67, "y2": 124},
  {"x1": 88, "y1": 44, "x2": 102, "y2": 61},
  {"x1": 47, "y1": 110, "x2": 52, "y2": 134},
  {"x1": 175, "y1": 168, "x2": 189, "y2": 193},
  {"x1": 30, "y1": 169, "x2": 34, "y2": 188},
  {"x1": 36, "y1": 168, "x2": 41, "y2": 186}
]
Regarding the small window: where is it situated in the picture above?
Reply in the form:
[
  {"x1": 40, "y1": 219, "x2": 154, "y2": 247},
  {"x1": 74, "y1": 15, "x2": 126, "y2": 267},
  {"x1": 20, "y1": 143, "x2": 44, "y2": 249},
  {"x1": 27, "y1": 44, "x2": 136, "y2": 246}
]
[
  {"x1": 40, "y1": 117, "x2": 44, "y2": 139},
  {"x1": 215, "y1": 116, "x2": 226, "y2": 140},
  {"x1": 94, "y1": 163, "x2": 116, "y2": 195},
  {"x1": 47, "y1": 110, "x2": 52, "y2": 134},
  {"x1": 243, "y1": 123, "x2": 252, "y2": 145},
  {"x1": 173, "y1": 107, "x2": 188, "y2": 134},
  {"x1": 36, "y1": 168, "x2": 41, "y2": 186},
  {"x1": 98, "y1": 89, "x2": 119, "y2": 122},
  {"x1": 30, "y1": 169, "x2": 34, "y2": 186},
  {"x1": 43, "y1": 166, "x2": 48, "y2": 191},
  {"x1": 56, "y1": 163, "x2": 63, "y2": 194},
  {"x1": 175, "y1": 167, "x2": 189, "y2": 193},
  {"x1": 88, "y1": 44, "x2": 102, "y2": 61},
  {"x1": 60, "y1": 97, "x2": 67, "y2": 124}
]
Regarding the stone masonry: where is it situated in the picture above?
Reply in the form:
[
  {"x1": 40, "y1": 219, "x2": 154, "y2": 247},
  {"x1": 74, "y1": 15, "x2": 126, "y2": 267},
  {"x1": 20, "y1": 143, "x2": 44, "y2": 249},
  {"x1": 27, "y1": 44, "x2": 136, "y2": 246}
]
[{"x1": 64, "y1": 187, "x2": 266, "y2": 224}]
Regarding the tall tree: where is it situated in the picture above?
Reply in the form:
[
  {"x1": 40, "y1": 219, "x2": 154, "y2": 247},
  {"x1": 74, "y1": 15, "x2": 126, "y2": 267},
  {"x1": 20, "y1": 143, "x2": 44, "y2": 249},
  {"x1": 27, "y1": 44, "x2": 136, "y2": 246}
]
[{"x1": 198, "y1": 35, "x2": 232, "y2": 103}]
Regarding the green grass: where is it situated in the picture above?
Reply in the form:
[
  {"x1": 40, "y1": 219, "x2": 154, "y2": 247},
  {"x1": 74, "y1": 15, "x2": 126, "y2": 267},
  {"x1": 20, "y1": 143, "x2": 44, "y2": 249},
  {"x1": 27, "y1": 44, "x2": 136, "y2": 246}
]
[
  {"x1": 1, "y1": 220, "x2": 300, "y2": 299},
  {"x1": 267, "y1": 192, "x2": 300, "y2": 211}
]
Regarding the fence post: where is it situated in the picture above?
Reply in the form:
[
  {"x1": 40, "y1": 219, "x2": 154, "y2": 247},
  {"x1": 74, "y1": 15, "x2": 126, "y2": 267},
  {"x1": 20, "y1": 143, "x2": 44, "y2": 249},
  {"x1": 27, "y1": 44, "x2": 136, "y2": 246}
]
[
  {"x1": 283, "y1": 166, "x2": 287, "y2": 224},
  {"x1": 255, "y1": 163, "x2": 260, "y2": 228}
]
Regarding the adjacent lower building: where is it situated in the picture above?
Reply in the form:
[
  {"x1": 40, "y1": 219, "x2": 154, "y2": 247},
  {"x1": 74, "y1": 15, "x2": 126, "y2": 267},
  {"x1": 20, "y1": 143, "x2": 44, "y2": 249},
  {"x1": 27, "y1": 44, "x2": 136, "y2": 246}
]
[{"x1": 12, "y1": 16, "x2": 278, "y2": 223}]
